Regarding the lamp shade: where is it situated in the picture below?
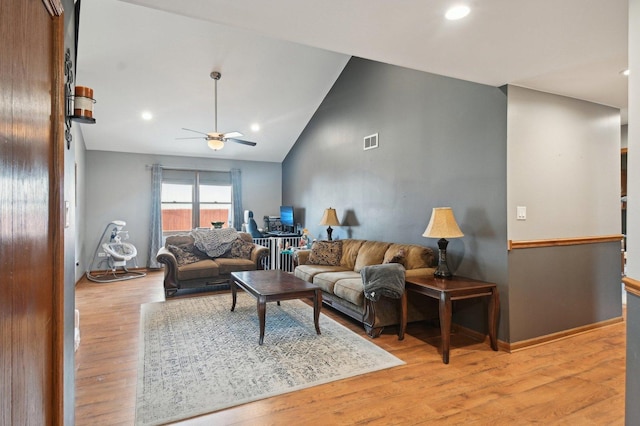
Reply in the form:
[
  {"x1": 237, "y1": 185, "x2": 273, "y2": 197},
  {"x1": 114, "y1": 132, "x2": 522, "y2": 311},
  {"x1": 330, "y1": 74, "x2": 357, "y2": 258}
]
[
  {"x1": 319, "y1": 208, "x2": 340, "y2": 226},
  {"x1": 207, "y1": 139, "x2": 225, "y2": 151},
  {"x1": 422, "y1": 207, "x2": 464, "y2": 239}
]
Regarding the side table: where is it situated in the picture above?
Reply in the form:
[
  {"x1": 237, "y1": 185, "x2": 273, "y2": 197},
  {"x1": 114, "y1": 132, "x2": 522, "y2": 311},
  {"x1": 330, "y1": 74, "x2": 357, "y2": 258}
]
[{"x1": 404, "y1": 275, "x2": 499, "y2": 364}]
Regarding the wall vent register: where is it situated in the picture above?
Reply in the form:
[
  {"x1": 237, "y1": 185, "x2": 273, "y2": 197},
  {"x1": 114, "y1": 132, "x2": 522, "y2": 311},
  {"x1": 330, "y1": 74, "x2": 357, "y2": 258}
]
[{"x1": 364, "y1": 133, "x2": 379, "y2": 150}]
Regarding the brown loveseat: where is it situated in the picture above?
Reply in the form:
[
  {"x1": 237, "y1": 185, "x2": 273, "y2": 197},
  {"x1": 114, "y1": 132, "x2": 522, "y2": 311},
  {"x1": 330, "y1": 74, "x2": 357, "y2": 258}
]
[
  {"x1": 294, "y1": 239, "x2": 436, "y2": 338},
  {"x1": 156, "y1": 232, "x2": 269, "y2": 297}
]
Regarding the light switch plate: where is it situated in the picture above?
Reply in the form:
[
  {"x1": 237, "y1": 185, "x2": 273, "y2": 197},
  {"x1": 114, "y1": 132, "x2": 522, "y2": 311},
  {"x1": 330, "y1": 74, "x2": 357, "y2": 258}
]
[{"x1": 516, "y1": 206, "x2": 527, "y2": 220}]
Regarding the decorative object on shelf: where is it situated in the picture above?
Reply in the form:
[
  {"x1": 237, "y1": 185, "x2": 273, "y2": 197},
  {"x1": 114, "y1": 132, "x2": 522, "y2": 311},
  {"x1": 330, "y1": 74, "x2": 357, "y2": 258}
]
[
  {"x1": 64, "y1": 48, "x2": 96, "y2": 150},
  {"x1": 72, "y1": 85, "x2": 96, "y2": 122},
  {"x1": 422, "y1": 207, "x2": 464, "y2": 278},
  {"x1": 211, "y1": 221, "x2": 225, "y2": 229},
  {"x1": 319, "y1": 208, "x2": 340, "y2": 241}
]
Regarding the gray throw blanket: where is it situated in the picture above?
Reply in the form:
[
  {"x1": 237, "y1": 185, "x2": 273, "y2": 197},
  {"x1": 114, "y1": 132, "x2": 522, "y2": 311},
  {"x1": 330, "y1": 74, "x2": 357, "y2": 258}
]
[
  {"x1": 190, "y1": 228, "x2": 238, "y2": 258},
  {"x1": 360, "y1": 263, "x2": 406, "y2": 301}
]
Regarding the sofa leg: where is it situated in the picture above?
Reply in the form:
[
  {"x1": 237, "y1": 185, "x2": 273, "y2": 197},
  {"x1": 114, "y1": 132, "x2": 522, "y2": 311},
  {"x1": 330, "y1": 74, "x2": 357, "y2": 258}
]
[
  {"x1": 364, "y1": 324, "x2": 384, "y2": 338},
  {"x1": 165, "y1": 288, "x2": 177, "y2": 298}
]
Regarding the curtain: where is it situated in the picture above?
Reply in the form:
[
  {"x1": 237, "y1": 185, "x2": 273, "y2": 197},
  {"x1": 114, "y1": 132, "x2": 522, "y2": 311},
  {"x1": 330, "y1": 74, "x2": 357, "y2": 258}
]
[
  {"x1": 231, "y1": 168, "x2": 242, "y2": 231},
  {"x1": 148, "y1": 164, "x2": 163, "y2": 268}
]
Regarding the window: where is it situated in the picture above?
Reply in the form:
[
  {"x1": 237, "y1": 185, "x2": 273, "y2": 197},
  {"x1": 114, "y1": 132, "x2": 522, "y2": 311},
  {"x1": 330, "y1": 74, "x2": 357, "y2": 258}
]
[{"x1": 161, "y1": 170, "x2": 232, "y2": 234}]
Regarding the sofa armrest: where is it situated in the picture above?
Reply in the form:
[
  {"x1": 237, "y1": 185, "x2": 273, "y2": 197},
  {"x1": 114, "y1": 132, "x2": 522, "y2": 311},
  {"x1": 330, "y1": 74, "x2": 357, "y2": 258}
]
[
  {"x1": 293, "y1": 249, "x2": 311, "y2": 267},
  {"x1": 251, "y1": 244, "x2": 270, "y2": 270},
  {"x1": 156, "y1": 247, "x2": 179, "y2": 293},
  {"x1": 405, "y1": 267, "x2": 436, "y2": 278}
]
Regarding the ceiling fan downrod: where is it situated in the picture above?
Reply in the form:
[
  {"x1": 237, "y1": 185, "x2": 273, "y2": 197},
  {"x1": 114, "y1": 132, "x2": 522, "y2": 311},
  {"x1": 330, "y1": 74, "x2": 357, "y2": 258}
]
[{"x1": 210, "y1": 71, "x2": 221, "y2": 132}]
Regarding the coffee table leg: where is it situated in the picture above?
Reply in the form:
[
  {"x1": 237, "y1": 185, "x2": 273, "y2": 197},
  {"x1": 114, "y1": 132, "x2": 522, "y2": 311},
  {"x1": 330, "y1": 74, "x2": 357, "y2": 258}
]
[
  {"x1": 439, "y1": 292, "x2": 452, "y2": 364},
  {"x1": 230, "y1": 279, "x2": 237, "y2": 312},
  {"x1": 258, "y1": 295, "x2": 266, "y2": 345},
  {"x1": 313, "y1": 289, "x2": 322, "y2": 335}
]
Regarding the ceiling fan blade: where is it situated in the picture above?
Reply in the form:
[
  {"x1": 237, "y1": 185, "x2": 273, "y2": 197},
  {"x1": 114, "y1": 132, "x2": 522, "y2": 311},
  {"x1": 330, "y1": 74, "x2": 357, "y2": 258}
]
[
  {"x1": 181, "y1": 128, "x2": 209, "y2": 136},
  {"x1": 226, "y1": 138, "x2": 257, "y2": 147},
  {"x1": 175, "y1": 136, "x2": 206, "y2": 140},
  {"x1": 223, "y1": 131, "x2": 243, "y2": 139}
]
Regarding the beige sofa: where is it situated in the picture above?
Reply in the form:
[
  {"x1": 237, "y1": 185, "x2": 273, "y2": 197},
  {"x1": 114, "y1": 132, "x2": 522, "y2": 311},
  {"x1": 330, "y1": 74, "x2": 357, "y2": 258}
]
[
  {"x1": 157, "y1": 232, "x2": 269, "y2": 297},
  {"x1": 294, "y1": 239, "x2": 436, "y2": 338}
]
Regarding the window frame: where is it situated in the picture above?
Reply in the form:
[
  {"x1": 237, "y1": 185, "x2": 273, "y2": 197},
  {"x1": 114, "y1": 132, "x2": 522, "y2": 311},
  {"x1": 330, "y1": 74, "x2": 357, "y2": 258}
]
[{"x1": 161, "y1": 170, "x2": 232, "y2": 236}]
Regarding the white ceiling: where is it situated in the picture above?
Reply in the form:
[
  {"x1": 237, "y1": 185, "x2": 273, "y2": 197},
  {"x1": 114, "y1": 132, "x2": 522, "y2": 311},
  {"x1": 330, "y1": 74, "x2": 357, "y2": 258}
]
[{"x1": 76, "y1": 0, "x2": 628, "y2": 162}]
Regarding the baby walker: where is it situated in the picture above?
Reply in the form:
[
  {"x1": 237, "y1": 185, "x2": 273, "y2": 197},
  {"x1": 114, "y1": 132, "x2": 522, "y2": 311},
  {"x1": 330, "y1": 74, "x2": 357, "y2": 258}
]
[{"x1": 86, "y1": 220, "x2": 146, "y2": 283}]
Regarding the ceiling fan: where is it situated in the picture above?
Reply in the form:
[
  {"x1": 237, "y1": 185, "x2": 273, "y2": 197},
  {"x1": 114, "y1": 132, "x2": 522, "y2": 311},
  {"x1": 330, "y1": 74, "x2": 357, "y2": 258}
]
[{"x1": 177, "y1": 71, "x2": 257, "y2": 151}]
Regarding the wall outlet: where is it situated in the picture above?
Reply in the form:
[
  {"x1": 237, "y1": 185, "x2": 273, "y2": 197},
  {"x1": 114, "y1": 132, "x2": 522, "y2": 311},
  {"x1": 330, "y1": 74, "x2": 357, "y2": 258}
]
[{"x1": 516, "y1": 206, "x2": 527, "y2": 220}]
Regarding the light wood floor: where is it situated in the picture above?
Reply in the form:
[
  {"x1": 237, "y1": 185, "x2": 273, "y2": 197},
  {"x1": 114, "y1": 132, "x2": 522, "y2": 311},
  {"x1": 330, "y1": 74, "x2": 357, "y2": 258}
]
[{"x1": 75, "y1": 271, "x2": 626, "y2": 425}]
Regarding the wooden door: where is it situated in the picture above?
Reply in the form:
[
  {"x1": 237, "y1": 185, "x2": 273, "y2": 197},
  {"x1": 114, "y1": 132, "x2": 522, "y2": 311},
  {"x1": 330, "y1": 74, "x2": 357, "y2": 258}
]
[{"x1": 0, "y1": 0, "x2": 65, "y2": 424}]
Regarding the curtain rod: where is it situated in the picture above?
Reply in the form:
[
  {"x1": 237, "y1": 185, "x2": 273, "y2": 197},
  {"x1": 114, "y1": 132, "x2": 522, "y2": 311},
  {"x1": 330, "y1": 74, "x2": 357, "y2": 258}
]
[{"x1": 145, "y1": 164, "x2": 236, "y2": 173}]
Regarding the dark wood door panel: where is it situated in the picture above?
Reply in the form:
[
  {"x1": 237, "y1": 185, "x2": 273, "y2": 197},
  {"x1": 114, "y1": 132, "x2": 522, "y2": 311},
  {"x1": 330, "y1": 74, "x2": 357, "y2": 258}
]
[{"x1": 0, "y1": 0, "x2": 60, "y2": 424}]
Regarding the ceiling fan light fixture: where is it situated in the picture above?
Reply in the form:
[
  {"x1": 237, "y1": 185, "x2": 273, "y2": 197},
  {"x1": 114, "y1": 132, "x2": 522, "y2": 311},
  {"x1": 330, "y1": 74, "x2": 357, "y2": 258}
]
[
  {"x1": 445, "y1": 5, "x2": 470, "y2": 20},
  {"x1": 207, "y1": 139, "x2": 225, "y2": 151}
]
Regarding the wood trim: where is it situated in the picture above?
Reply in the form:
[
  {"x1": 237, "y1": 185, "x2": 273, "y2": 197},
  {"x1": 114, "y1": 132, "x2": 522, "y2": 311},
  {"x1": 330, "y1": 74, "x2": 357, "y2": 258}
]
[
  {"x1": 51, "y1": 13, "x2": 65, "y2": 426},
  {"x1": 508, "y1": 234, "x2": 622, "y2": 250},
  {"x1": 42, "y1": 0, "x2": 63, "y2": 16},
  {"x1": 506, "y1": 316, "x2": 624, "y2": 352},
  {"x1": 623, "y1": 276, "x2": 640, "y2": 297},
  {"x1": 621, "y1": 147, "x2": 628, "y2": 154}
]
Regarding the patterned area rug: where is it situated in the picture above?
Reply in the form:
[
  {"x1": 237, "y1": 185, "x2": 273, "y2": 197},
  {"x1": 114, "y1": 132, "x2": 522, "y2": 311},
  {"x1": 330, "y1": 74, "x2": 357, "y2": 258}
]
[{"x1": 135, "y1": 292, "x2": 405, "y2": 425}]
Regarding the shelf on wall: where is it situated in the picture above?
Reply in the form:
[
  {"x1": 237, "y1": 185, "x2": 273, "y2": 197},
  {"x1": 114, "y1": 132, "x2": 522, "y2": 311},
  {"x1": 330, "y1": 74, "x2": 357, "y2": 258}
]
[{"x1": 70, "y1": 115, "x2": 96, "y2": 124}]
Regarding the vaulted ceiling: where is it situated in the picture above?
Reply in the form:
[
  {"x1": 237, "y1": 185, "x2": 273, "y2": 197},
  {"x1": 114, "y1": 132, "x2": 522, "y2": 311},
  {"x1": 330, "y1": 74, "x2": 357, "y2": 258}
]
[{"x1": 76, "y1": 0, "x2": 628, "y2": 162}]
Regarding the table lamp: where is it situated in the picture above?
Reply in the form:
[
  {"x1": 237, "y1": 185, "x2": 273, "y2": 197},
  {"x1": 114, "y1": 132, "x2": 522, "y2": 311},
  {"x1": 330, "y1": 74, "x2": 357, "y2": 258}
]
[
  {"x1": 422, "y1": 207, "x2": 464, "y2": 278},
  {"x1": 319, "y1": 207, "x2": 340, "y2": 241}
]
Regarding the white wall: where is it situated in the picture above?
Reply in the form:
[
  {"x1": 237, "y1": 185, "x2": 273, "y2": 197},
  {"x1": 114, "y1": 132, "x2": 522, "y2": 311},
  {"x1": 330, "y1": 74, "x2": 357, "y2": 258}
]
[
  {"x1": 507, "y1": 86, "x2": 621, "y2": 241},
  {"x1": 74, "y1": 127, "x2": 87, "y2": 282},
  {"x1": 84, "y1": 151, "x2": 282, "y2": 268}
]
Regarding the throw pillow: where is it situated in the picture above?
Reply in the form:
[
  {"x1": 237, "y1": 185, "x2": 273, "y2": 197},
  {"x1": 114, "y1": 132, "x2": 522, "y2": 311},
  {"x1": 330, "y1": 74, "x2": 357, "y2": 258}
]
[
  {"x1": 383, "y1": 248, "x2": 406, "y2": 267},
  {"x1": 167, "y1": 244, "x2": 208, "y2": 267},
  {"x1": 229, "y1": 237, "x2": 255, "y2": 259},
  {"x1": 308, "y1": 240, "x2": 343, "y2": 266}
]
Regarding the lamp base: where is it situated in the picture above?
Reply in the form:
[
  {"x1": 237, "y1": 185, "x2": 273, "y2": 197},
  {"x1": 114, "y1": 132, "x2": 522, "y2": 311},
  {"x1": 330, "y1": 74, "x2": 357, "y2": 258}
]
[
  {"x1": 326, "y1": 226, "x2": 333, "y2": 241},
  {"x1": 434, "y1": 238, "x2": 453, "y2": 279}
]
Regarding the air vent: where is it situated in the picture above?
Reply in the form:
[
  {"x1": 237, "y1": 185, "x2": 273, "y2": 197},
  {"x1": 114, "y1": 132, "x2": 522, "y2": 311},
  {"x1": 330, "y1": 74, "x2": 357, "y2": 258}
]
[{"x1": 364, "y1": 133, "x2": 378, "y2": 150}]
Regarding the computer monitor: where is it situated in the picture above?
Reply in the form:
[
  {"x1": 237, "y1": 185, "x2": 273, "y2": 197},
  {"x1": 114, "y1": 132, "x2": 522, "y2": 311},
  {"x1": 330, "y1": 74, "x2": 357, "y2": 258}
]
[{"x1": 280, "y1": 205, "x2": 294, "y2": 230}]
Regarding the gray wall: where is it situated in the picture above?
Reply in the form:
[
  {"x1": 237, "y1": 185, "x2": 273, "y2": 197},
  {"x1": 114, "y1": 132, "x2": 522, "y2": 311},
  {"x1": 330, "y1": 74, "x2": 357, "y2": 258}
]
[
  {"x1": 84, "y1": 151, "x2": 282, "y2": 268},
  {"x1": 282, "y1": 57, "x2": 510, "y2": 339},
  {"x1": 508, "y1": 242, "x2": 622, "y2": 342},
  {"x1": 506, "y1": 86, "x2": 622, "y2": 343}
]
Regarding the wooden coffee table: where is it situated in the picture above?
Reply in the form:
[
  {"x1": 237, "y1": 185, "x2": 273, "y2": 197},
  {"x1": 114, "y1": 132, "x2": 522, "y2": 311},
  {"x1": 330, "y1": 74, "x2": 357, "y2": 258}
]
[
  {"x1": 404, "y1": 275, "x2": 499, "y2": 364},
  {"x1": 230, "y1": 270, "x2": 322, "y2": 345}
]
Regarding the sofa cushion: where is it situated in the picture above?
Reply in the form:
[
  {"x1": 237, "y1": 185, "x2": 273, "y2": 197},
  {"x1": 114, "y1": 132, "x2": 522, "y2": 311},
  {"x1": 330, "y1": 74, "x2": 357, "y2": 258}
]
[
  {"x1": 167, "y1": 244, "x2": 208, "y2": 266},
  {"x1": 354, "y1": 241, "x2": 392, "y2": 272},
  {"x1": 384, "y1": 244, "x2": 434, "y2": 270},
  {"x1": 228, "y1": 238, "x2": 255, "y2": 259},
  {"x1": 333, "y1": 279, "x2": 365, "y2": 307},
  {"x1": 176, "y1": 259, "x2": 219, "y2": 281},
  {"x1": 340, "y1": 239, "x2": 366, "y2": 270},
  {"x1": 308, "y1": 240, "x2": 343, "y2": 266},
  {"x1": 213, "y1": 258, "x2": 257, "y2": 274},
  {"x1": 295, "y1": 264, "x2": 349, "y2": 283},
  {"x1": 383, "y1": 248, "x2": 406, "y2": 267},
  {"x1": 165, "y1": 234, "x2": 195, "y2": 248},
  {"x1": 313, "y1": 270, "x2": 361, "y2": 295}
]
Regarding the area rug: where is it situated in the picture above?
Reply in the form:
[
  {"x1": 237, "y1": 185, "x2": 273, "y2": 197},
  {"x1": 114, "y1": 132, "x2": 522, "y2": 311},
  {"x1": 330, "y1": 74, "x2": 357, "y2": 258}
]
[{"x1": 135, "y1": 292, "x2": 405, "y2": 425}]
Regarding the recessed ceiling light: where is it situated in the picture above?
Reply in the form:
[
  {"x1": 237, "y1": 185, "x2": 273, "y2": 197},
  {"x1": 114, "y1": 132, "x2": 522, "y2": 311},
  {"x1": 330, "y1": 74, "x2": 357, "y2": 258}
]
[
  {"x1": 250, "y1": 123, "x2": 260, "y2": 132},
  {"x1": 141, "y1": 111, "x2": 153, "y2": 120},
  {"x1": 445, "y1": 5, "x2": 470, "y2": 20},
  {"x1": 621, "y1": 69, "x2": 630, "y2": 76}
]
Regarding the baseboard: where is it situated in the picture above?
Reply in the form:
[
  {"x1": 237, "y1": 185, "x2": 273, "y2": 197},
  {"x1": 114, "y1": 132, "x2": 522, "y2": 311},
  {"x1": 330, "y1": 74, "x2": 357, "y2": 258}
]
[
  {"x1": 453, "y1": 316, "x2": 624, "y2": 353},
  {"x1": 505, "y1": 317, "x2": 624, "y2": 352}
]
